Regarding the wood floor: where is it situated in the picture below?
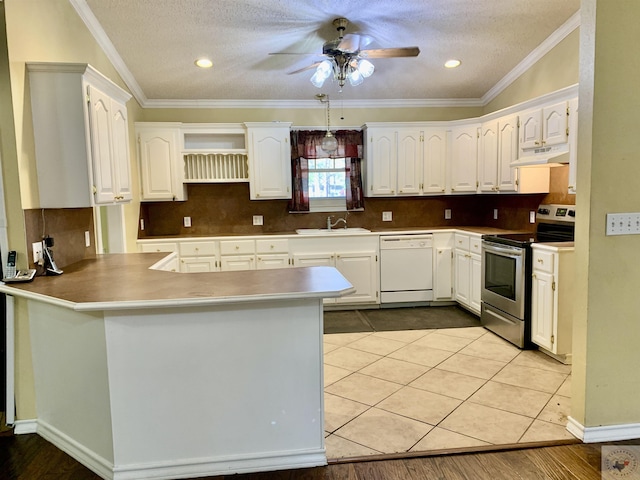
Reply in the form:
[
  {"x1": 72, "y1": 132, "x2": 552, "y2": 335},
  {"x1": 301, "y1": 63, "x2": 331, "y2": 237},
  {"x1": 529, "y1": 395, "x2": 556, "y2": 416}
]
[{"x1": 1, "y1": 432, "x2": 637, "y2": 479}]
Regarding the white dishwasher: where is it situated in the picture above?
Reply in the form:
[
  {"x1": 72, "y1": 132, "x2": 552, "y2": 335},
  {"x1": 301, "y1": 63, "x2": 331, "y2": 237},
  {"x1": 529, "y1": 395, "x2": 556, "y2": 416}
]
[{"x1": 380, "y1": 234, "x2": 433, "y2": 304}]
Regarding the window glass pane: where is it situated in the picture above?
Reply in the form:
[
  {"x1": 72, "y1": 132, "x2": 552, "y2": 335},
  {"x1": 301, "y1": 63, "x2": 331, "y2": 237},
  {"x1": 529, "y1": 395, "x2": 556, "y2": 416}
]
[
  {"x1": 315, "y1": 158, "x2": 332, "y2": 169},
  {"x1": 308, "y1": 159, "x2": 315, "y2": 169},
  {"x1": 334, "y1": 158, "x2": 345, "y2": 169}
]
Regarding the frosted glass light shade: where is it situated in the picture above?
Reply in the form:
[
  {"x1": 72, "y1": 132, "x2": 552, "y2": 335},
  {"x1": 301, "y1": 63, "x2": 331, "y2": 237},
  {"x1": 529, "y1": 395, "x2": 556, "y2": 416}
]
[
  {"x1": 321, "y1": 132, "x2": 338, "y2": 153},
  {"x1": 310, "y1": 60, "x2": 333, "y2": 88},
  {"x1": 357, "y1": 59, "x2": 375, "y2": 77}
]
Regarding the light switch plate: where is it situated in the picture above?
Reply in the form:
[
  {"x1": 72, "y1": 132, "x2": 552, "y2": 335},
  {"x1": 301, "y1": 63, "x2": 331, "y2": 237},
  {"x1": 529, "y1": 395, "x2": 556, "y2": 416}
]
[
  {"x1": 445, "y1": 209, "x2": 452, "y2": 220},
  {"x1": 253, "y1": 215, "x2": 264, "y2": 226},
  {"x1": 606, "y1": 213, "x2": 640, "y2": 235},
  {"x1": 382, "y1": 211, "x2": 392, "y2": 221},
  {"x1": 530, "y1": 211, "x2": 536, "y2": 223},
  {"x1": 493, "y1": 209, "x2": 498, "y2": 220},
  {"x1": 84, "y1": 231, "x2": 91, "y2": 247},
  {"x1": 183, "y1": 216, "x2": 192, "y2": 227}
]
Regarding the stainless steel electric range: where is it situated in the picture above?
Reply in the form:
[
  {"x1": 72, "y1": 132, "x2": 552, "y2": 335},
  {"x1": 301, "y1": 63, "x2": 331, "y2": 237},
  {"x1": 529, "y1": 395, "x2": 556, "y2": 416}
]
[{"x1": 480, "y1": 204, "x2": 576, "y2": 348}]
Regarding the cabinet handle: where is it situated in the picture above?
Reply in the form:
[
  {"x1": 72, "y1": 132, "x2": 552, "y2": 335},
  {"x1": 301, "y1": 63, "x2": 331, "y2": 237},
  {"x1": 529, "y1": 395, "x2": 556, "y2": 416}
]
[
  {"x1": 532, "y1": 273, "x2": 537, "y2": 279},
  {"x1": 235, "y1": 246, "x2": 239, "y2": 250},
  {"x1": 534, "y1": 141, "x2": 540, "y2": 146},
  {"x1": 537, "y1": 258, "x2": 544, "y2": 264}
]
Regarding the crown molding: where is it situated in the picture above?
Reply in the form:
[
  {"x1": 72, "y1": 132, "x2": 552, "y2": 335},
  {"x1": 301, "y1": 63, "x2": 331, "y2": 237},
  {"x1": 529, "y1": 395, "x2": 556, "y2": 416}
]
[
  {"x1": 70, "y1": 1, "x2": 579, "y2": 110},
  {"x1": 481, "y1": 10, "x2": 581, "y2": 105},
  {"x1": 69, "y1": 0, "x2": 148, "y2": 105}
]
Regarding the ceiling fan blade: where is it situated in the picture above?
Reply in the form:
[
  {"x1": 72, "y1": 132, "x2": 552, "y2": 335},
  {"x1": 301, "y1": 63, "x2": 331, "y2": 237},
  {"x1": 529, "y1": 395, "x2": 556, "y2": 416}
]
[
  {"x1": 359, "y1": 47, "x2": 420, "y2": 58},
  {"x1": 337, "y1": 33, "x2": 373, "y2": 53},
  {"x1": 269, "y1": 52, "x2": 319, "y2": 56},
  {"x1": 288, "y1": 62, "x2": 322, "y2": 75}
]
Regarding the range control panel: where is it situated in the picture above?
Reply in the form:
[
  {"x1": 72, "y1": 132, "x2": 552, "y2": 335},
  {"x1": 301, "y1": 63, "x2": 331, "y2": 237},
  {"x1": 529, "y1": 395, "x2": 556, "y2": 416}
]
[{"x1": 537, "y1": 204, "x2": 576, "y2": 223}]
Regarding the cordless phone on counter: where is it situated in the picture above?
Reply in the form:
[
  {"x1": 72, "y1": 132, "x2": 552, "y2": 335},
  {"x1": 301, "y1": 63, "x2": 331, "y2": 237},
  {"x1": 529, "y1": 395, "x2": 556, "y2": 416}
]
[{"x1": 3, "y1": 250, "x2": 36, "y2": 283}]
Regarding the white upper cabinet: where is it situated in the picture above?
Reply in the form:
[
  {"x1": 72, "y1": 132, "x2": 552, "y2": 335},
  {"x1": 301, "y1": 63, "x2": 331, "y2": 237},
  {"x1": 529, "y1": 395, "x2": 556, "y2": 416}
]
[
  {"x1": 519, "y1": 101, "x2": 569, "y2": 153},
  {"x1": 28, "y1": 63, "x2": 133, "y2": 208},
  {"x1": 568, "y1": 97, "x2": 578, "y2": 194},
  {"x1": 450, "y1": 124, "x2": 479, "y2": 193},
  {"x1": 497, "y1": 115, "x2": 519, "y2": 192},
  {"x1": 245, "y1": 123, "x2": 292, "y2": 200},
  {"x1": 365, "y1": 127, "x2": 397, "y2": 196},
  {"x1": 478, "y1": 121, "x2": 499, "y2": 193},
  {"x1": 136, "y1": 123, "x2": 187, "y2": 202},
  {"x1": 422, "y1": 128, "x2": 447, "y2": 194},
  {"x1": 396, "y1": 129, "x2": 423, "y2": 195}
]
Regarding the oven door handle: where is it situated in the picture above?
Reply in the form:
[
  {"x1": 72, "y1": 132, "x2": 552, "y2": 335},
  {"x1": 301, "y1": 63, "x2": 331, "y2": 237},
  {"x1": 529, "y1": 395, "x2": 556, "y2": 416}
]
[{"x1": 483, "y1": 243, "x2": 524, "y2": 258}]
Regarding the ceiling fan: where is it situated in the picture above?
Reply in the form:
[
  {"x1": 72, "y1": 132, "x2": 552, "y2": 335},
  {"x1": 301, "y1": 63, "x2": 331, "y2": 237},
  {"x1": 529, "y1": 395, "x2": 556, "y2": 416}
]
[{"x1": 270, "y1": 18, "x2": 420, "y2": 88}]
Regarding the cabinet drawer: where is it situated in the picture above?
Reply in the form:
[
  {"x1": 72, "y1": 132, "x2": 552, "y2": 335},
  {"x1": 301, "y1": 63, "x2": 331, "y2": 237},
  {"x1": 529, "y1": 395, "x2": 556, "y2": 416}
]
[
  {"x1": 454, "y1": 234, "x2": 470, "y2": 251},
  {"x1": 256, "y1": 238, "x2": 289, "y2": 254},
  {"x1": 179, "y1": 241, "x2": 216, "y2": 257},
  {"x1": 220, "y1": 239, "x2": 255, "y2": 255},
  {"x1": 533, "y1": 249, "x2": 555, "y2": 274},
  {"x1": 469, "y1": 236, "x2": 482, "y2": 254},
  {"x1": 139, "y1": 242, "x2": 178, "y2": 253}
]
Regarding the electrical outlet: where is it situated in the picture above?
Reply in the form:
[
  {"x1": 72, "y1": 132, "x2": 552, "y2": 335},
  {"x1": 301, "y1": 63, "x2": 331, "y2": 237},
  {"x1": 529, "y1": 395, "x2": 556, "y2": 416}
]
[
  {"x1": 32, "y1": 242, "x2": 43, "y2": 264},
  {"x1": 445, "y1": 209, "x2": 452, "y2": 220},
  {"x1": 530, "y1": 211, "x2": 536, "y2": 223},
  {"x1": 184, "y1": 216, "x2": 192, "y2": 227},
  {"x1": 85, "y1": 231, "x2": 91, "y2": 247},
  {"x1": 606, "y1": 213, "x2": 640, "y2": 235},
  {"x1": 140, "y1": 219, "x2": 145, "y2": 231},
  {"x1": 253, "y1": 215, "x2": 264, "y2": 226},
  {"x1": 382, "y1": 211, "x2": 392, "y2": 221},
  {"x1": 493, "y1": 208, "x2": 498, "y2": 220}
]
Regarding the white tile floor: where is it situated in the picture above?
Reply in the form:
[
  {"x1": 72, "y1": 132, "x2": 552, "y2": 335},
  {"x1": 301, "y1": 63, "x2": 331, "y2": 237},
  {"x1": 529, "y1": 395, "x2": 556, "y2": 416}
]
[{"x1": 323, "y1": 326, "x2": 574, "y2": 459}]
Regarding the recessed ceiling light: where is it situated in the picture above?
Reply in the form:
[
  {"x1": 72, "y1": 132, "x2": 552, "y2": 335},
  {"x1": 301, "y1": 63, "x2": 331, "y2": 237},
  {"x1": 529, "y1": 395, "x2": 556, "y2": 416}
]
[
  {"x1": 444, "y1": 59, "x2": 461, "y2": 69},
  {"x1": 195, "y1": 58, "x2": 213, "y2": 68}
]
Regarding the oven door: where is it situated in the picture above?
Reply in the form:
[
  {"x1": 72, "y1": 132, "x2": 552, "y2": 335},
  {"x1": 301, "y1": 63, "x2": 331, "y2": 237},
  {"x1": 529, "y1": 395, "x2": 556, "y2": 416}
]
[{"x1": 481, "y1": 240, "x2": 526, "y2": 319}]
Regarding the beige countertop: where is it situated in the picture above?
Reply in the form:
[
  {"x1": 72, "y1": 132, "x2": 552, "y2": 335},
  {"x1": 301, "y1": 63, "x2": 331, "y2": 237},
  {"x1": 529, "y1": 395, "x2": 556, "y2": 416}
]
[{"x1": 0, "y1": 253, "x2": 354, "y2": 311}]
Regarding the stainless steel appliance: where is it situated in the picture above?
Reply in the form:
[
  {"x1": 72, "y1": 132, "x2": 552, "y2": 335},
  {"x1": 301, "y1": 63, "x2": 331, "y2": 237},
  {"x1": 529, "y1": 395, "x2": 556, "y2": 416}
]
[
  {"x1": 380, "y1": 234, "x2": 433, "y2": 304},
  {"x1": 481, "y1": 204, "x2": 576, "y2": 347}
]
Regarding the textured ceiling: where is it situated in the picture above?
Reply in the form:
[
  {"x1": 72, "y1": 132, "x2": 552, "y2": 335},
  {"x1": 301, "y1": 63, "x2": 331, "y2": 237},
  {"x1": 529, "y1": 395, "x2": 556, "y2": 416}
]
[{"x1": 79, "y1": 0, "x2": 580, "y2": 104}]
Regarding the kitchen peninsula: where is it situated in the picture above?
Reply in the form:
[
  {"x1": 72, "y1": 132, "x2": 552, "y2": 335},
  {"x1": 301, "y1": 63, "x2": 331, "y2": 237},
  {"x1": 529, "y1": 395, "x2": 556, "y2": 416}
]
[{"x1": 0, "y1": 253, "x2": 354, "y2": 480}]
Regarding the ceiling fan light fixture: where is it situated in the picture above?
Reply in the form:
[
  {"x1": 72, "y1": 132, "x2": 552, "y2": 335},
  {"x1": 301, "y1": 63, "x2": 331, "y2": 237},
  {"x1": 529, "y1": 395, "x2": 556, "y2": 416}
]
[
  {"x1": 357, "y1": 59, "x2": 375, "y2": 78},
  {"x1": 310, "y1": 60, "x2": 333, "y2": 88},
  {"x1": 348, "y1": 68, "x2": 364, "y2": 86}
]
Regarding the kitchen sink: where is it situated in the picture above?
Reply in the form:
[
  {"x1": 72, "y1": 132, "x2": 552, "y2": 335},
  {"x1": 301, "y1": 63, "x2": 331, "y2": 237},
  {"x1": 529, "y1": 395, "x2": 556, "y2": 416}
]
[{"x1": 295, "y1": 227, "x2": 371, "y2": 235}]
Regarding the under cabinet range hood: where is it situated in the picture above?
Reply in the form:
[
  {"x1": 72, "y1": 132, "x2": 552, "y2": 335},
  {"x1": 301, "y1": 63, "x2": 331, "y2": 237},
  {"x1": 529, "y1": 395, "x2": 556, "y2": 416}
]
[{"x1": 510, "y1": 145, "x2": 570, "y2": 168}]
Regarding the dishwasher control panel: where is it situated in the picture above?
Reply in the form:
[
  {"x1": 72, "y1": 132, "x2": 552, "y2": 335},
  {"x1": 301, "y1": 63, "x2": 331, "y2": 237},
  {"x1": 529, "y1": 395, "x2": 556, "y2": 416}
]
[{"x1": 379, "y1": 234, "x2": 433, "y2": 249}]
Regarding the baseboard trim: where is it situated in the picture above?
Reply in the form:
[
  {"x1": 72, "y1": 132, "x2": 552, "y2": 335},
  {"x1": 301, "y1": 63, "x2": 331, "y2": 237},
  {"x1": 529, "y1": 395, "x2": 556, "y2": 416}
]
[
  {"x1": 34, "y1": 418, "x2": 326, "y2": 480},
  {"x1": 13, "y1": 419, "x2": 37, "y2": 434},
  {"x1": 567, "y1": 416, "x2": 640, "y2": 443},
  {"x1": 37, "y1": 420, "x2": 114, "y2": 480}
]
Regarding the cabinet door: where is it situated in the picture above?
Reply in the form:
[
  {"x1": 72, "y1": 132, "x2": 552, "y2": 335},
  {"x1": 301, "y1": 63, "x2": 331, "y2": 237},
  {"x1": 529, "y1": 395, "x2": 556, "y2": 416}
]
[
  {"x1": 110, "y1": 99, "x2": 132, "y2": 202},
  {"x1": 454, "y1": 249, "x2": 470, "y2": 305},
  {"x1": 470, "y1": 253, "x2": 482, "y2": 313},
  {"x1": 87, "y1": 85, "x2": 117, "y2": 204},
  {"x1": 542, "y1": 101, "x2": 569, "y2": 147},
  {"x1": 450, "y1": 125, "x2": 479, "y2": 193},
  {"x1": 497, "y1": 115, "x2": 518, "y2": 192},
  {"x1": 220, "y1": 255, "x2": 256, "y2": 271},
  {"x1": 568, "y1": 98, "x2": 578, "y2": 194},
  {"x1": 256, "y1": 254, "x2": 290, "y2": 270},
  {"x1": 292, "y1": 252, "x2": 334, "y2": 267},
  {"x1": 335, "y1": 252, "x2": 378, "y2": 304},
  {"x1": 180, "y1": 256, "x2": 217, "y2": 273},
  {"x1": 434, "y1": 247, "x2": 453, "y2": 300},
  {"x1": 366, "y1": 129, "x2": 396, "y2": 196},
  {"x1": 423, "y1": 128, "x2": 447, "y2": 194},
  {"x1": 519, "y1": 109, "x2": 542, "y2": 150},
  {"x1": 138, "y1": 128, "x2": 182, "y2": 201},
  {"x1": 478, "y1": 121, "x2": 498, "y2": 192},
  {"x1": 396, "y1": 130, "x2": 422, "y2": 195},
  {"x1": 531, "y1": 270, "x2": 555, "y2": 351},
  {"x1": 248, "y1": 127, "x2": 291, "y2": 199}
]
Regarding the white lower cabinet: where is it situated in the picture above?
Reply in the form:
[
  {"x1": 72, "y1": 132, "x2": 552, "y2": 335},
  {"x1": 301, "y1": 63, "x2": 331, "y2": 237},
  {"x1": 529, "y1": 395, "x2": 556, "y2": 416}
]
[
  {"x1": 531, "y1": 244, "x2": 574, "y2": 363},
  {"x1": 433, "y1": 232, "x2": 454, "y2": 300},
  {"x1": 220, "y1": 239, "x2": 256, "y2": 271},
  {"x1": 256, "y1": 238, "x2": 290, "y2": 270},
  {"x1": 291, "y1": 236, "x2": 379, "y2": 305},
  {"x1": 179, "y1": 241, "x2": 218, "y2": 273},
  {"x1": 453, "y1": 232, "x2": 482, "y2": 314}
]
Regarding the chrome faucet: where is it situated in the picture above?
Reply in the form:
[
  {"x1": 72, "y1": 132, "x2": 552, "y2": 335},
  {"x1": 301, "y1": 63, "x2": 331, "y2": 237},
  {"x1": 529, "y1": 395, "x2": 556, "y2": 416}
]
[{"x1": 327, "y1": 214, "x2": 348, "y2": 230}]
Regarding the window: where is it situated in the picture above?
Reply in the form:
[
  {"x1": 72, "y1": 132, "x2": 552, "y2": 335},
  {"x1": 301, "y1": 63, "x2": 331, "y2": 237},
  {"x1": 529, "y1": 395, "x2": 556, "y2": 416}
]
[{"x1": 307, "y1": 157, "x2": 347, "y2": 212}]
